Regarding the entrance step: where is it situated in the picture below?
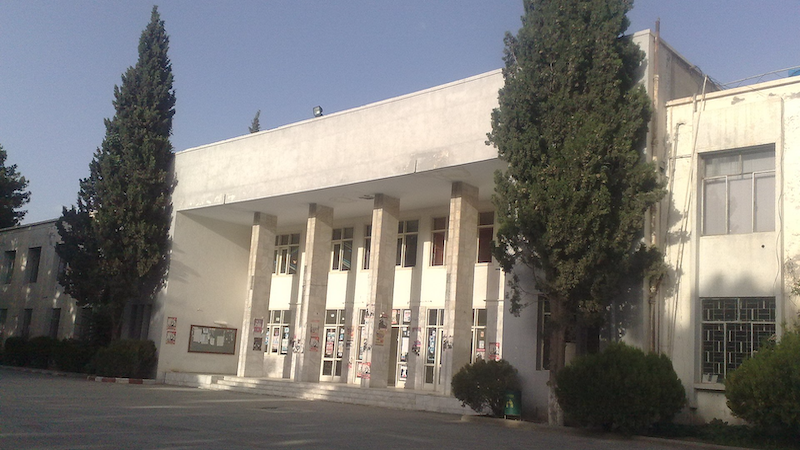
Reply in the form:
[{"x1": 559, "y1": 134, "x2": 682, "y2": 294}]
[{"x1": 164, "y1": 372, "x2": 471, "y2": 415}]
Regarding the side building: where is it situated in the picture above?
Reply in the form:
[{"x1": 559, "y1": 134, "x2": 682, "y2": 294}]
[
  {"x1": 660, "y1": 75, "x2": 800, "y2": 423},
  {"x1": 0, "y1": 220, "x2": 79, "y2": 343}
]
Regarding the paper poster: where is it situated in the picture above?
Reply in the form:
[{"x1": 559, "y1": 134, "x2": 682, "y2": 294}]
[
  {"x1": 253, "y1": 337, "x2": 262, "y2": 351},
  {"x1": 167, "y1": 317, "x2": 177, "y2": 330},
  {"x1": 254, "y1": 318, "x2": 264, "y2": 334},
  {"x1": 357, "y1": 362, "x2": 371, "y2": 379},
  {"x1": 166, "y1": 330, "x2": 176, "y2": 344}
]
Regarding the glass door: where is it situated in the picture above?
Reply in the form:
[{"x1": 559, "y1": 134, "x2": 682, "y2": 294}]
[
  {"x1": 321, "y1": 309, "x2": 346, "y2": 382},
  {"x1": 423, "y1": 308, "x2": 444, "y2": 390}
]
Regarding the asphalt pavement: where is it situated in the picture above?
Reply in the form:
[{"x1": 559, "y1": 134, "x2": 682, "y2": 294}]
[{"x1": 0, "y1": 369, "x2": 733, "y2": 450}]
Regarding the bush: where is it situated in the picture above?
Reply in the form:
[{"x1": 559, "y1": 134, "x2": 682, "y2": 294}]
[
  {"x1": 91, "y1": 340, "x2": 157, "y2": 379},
  {"x1": 53, "y1": 339, "x2": 97, "y2": 373},
  {"x1": 27, "y1": 336, "x2": 58, "y2": 369},
  {"x1": 555, "y1": 342, "x2": 686, "y2": 433},
  {"x1": 725, "y1": 327, "x2": 800, "y2": 435},
  {"x1": 452, "y1": 359, "x2": 520, "y2": 417},
  {"x1": 3, "y1": 336, "x2": 28, "y2": 366}
]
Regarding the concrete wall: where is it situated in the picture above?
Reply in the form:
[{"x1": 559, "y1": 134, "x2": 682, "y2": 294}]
[
  {"x1": 172, "y1": 70, "x2": 504, "y2": 213},
  {"x1": 154, "y1": 213, "x2": 251, "y2": 378},
  {"x1": 662, "y1": 76, "x2": 800, "y2": 422}
]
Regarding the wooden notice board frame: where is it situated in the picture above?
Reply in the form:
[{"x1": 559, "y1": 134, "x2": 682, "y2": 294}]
[{"x1": 187, "y1": 325, "x2": 237, "y2": 355}]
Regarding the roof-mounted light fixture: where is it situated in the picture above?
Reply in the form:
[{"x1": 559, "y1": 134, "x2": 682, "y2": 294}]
[{"x1": 313, "y1": 106, "x2": 323, "y2": 117}]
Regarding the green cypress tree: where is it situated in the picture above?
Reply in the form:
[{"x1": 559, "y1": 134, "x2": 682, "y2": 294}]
[
  {"x1": 488, "y1": 0, "x2": 663, "y2": 425},
  {"x1": 249, "y1": 110, "x2": 261, "y2": 133},
  {"x1": 0, "y1": 143, "x2": 31, "y2": 228},
  {"x1": 57, "y1": 6, "x2": 175, "y2": 341}
]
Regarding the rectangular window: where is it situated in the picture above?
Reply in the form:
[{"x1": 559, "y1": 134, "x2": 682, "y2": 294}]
[
  {"x1": 27, "y1": 247, "x2": 42, "y2": 283},
  {"x1": 331, "y1": 227, "x2": 354, "y2": 271},
  {"x1": 265, "y1": 310, "x2": 291, "y2": 355},
  {"x1": 470, "y1": 308, "x2": 487, "y2": 363},
  {"x1": 430, "y1": 217, "x2": 447, "y2": 266},
  {"x1": 702, "y1": 145, "x2": 775, "y2": 235},
  {"x1": 537, "y1": 299, "x2": 551, "y2": 370},
  {"x1": 396, "y1": 220, "x2": 419, "y2": 267},
  {"x1": 2, "y1": 250, "x2": 16, "y2": 284},
  {"x1": 49, "y1": 308, "x2": 61, "y2": 339},
  {"x1": 21, "y1": 308, "x2": 33, "y2": 340},
  {"x1": 0, "y1": 308, "x2": 7, "y2": 342},
  {"x1": 273, "y1": 234, "x2": 300, "y2": 275},
  {"x1": 363, "y1": 225, "x2": 371, "y2": 270},
  {"x1": 477, "y1": 212, "x2": 494, "y2": 263},
  {"x1": 701, "y1": 297, "x2": 776, "y2": 381}
]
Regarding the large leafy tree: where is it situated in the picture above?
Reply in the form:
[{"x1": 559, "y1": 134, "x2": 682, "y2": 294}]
[
  {"x1": 488, "y1": 0, "x2": 663, "y2": 425},
  {"x1": 57, "y1": 6, "x2": 175, "y2": 341},
  {"x1": 0, "y1": 144, "x2": 31, "y2": 228}
]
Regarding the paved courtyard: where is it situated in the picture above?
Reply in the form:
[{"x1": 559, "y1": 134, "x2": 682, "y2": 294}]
[{"x1": 1, "y1": 370, "x2": 716, "y2": 449}]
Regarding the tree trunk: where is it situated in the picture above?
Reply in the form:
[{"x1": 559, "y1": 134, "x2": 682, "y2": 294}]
[{"x1": 547, "y1": 299, "x2": 567, "y2": 426}]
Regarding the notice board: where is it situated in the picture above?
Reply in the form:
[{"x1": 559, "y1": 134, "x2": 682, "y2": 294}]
[{"x1": 188, "y1": 325, "x2": 237, "y2": 354}]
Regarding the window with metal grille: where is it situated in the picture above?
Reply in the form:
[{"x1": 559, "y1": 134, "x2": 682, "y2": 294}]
[{"x1": 701, "y1": 297, "x2": 776, "y2": 381}]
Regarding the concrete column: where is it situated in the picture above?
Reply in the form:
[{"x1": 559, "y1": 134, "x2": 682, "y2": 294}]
[
  {"x1": 441, "y1": 182, "x2": 478, "y2": 395},
  {"x1": 362, "y1": 194, "x2": 400, "y2": 388},
  {"x1": 294, "y1": 203, "x2": 333, "y2": 383},
  {"x1": 237, "y1": 212, "x2": 277, "y2": 377}
]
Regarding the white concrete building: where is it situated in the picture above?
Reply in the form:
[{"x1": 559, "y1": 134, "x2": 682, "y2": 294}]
[
  {"x1": 659, "y1": 75, "x2": 800, "y2": 423},
  {"x1": 151, "y1": 29, "x2": 745, "y2": 421}
]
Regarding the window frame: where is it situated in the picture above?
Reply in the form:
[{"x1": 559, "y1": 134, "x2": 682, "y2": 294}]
[
  {"x1": 27, "y1": 247, "x2": 42, "y2": 284},
  {"x1": 396, "y1": 220, "x2": 419, "y2": 268},
  {"x1": 430, "y1": 217, "x2": 447, "y2": 266},
  {"x1": 273, "y1": 233, "x2": 300, "y2": 275},
  {"x1": 2, "y1": 250, "x2": 16, "y2": 284},
  {"x1": 477, "y1": 211, "x2": 494, "y2": 263},
  {"x1": 331, "y1": 227, "x2": 354, "y2": 271},
  {"x1": 701, "y1": 145, "x2": 775, "y2": 236}
]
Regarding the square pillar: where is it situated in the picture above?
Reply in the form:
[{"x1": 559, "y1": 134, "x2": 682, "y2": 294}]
[
  {"x1": 237, "y1": 212, "x2": 277, "y2": 377},
  {"x1": 441, "y1": 182, "x2": 478, "y2": 395},
  {"x1": 362, "y1": 194, "x2": 400, "y2": 388},
  {"x1": 294, "y1": 203, "x2": 333, "y2": 383}
]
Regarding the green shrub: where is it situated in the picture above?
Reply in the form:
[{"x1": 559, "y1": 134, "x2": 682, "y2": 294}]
[
  {"x1": 53, "y1": 339, "x2": 97, "y2": 373},
  {"x1": 555, "y1": 342, "x2": 686, "y2": 433},
  {"x1": 91, "y1": 340, "x2": 157, "y2": 379},
  {"x1": 452, "y1": 359, "x2": 520, "y2": 417},
  {"x1": 3, "y1": 336, "x2": 28, "y2": 366},
  {"x1": 725, "y1": 327, "x2": 800, "y2": 435},
  {"x1": 27, "y1": 336, "x2": 58, "y2": 369}
]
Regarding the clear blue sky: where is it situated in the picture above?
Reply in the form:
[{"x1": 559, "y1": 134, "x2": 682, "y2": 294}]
[{"x1": 2, "y1": 1, "x2": 798, "y2": 225}]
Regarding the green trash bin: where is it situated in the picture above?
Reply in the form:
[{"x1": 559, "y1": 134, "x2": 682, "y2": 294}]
[{"x1": 504, "y1": 390, "x2": 521, "y2": 418}]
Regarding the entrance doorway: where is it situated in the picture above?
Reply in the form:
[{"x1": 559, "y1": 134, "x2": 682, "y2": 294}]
[
  {"x1": 423, "y1": 308, "x2": 444, "y2": 390},
  {"x1": 321, "y1": 309, "x2": 346, "y2": 382},
  {"x1": 387, "y1": 308, "x2": 412, "y2": 387}
]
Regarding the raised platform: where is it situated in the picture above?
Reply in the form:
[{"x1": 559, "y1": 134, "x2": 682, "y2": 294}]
[{"x1": 164, "y1": 372, "x2": 473, "y2": 416}]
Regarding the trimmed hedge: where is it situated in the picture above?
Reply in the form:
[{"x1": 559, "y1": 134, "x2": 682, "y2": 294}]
[
  {"x1": 53, "y1": 339, "x2": 96, "y2": 373},
  {"x1": 726, "y1": 327, "x2": 800, "y2": 435},
  {"x1": 3, "y1": 336, "x2": 28, "y2": 366},
  {"x1": 27, "y1": 336, "x2": 59, "y2": 369},
  {"x1": 556, "y1": 342, "x2": 686, "y2": 433},
  {"x1": 452, "y1": 359, "x2": 520, "y2": 417},
  {"x1": 91, "y1": 339, "x2": 157, "y2": 379}
]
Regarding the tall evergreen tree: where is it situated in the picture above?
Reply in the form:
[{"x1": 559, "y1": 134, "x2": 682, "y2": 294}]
[
  {"x1": 249, "y1": 110, "x2": 261, "y2": 133},
  {"x1": 0, "y1": 143, "x2": 31, "y2": 228},
  {"x1": 57, "y1": 6, "x2": 175, "y2": 341},
  {"x1": 488, "y1": 0, "x2": 662, "y2": 425}
]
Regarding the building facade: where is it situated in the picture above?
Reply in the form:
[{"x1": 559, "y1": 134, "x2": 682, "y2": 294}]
[
  {"x1": 0, "y1": 220, "x2": 78, "y2": 343},
  {"x1": 658, "y1": 76, "x2": 800, "y2": 422}
]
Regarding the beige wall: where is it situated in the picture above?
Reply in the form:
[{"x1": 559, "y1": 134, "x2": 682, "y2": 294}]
[
  {"x1": 0, "y1": 220, "x2": 77, "y2": 342},
  {"x1": 662, "y1": 76, "x2": 800, "y2": 422}
]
